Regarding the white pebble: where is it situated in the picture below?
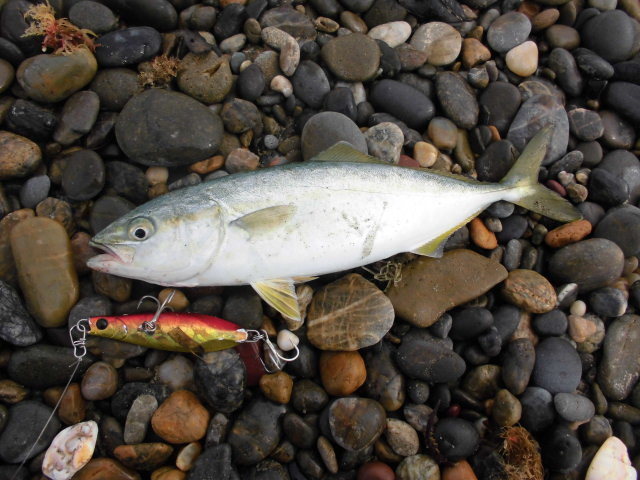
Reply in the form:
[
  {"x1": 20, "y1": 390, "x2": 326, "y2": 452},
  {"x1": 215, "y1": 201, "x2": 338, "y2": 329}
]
[
  {"x1": 271, "y1": 75, "x2": 293, "y2": 98},
  {"x1": 277, "y1": 329, "x2": 299, "y2": 351},
  {"x1": 239, "y1": 59, "x2": 252, "y2": 72},
  {"x1": 368, "y1": 21, "x2": 412, "y2": 48},
  {"x1": 505, "y1": 41, "x2": 538, "y2": 77},
  {"x1": 570, "y1": 300, "x2": 587, "y2": 316},
  {"x1": 586, "y1": 436, "x2": 636, "y2": 480},
  {"x1": 145, "y1": 166, "x2": 168, "y2": 185},
  {"x1": 42, "y1": 421, "x2": 98, "y2": 480}
]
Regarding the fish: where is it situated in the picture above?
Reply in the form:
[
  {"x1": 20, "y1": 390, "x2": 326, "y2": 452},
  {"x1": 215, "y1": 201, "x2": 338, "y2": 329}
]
[
  {"x1": 88, "y1": 127, "x2": 581, "y2": 320},
  {"x1": 85, "y1": 312, "x2": 249, "y2": 353}
]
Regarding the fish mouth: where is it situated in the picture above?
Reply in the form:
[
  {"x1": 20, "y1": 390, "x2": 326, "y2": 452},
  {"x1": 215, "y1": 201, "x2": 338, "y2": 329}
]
[{"x1": 87, "y1": 241, "x2": 135, "y2": 266}]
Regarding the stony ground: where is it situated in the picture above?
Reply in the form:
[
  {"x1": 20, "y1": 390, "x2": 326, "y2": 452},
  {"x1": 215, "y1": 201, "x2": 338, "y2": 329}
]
[{"x1": 0, "y1": 0, "x2": 638, "y2": 479}]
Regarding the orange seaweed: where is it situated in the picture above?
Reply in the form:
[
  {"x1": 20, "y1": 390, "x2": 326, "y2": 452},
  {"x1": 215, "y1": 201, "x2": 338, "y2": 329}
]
[{"x1": 499, "y1": 425, "x2": 544, "y2": 480}]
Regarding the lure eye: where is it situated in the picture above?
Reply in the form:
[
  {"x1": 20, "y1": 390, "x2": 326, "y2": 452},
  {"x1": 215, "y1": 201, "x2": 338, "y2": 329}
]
[
  {"x1": 96, "y1": 318, "x2": 108, "y2": 330},
  {"x1": 128, "y1": 217, "x2": 155, "y2": 241}
]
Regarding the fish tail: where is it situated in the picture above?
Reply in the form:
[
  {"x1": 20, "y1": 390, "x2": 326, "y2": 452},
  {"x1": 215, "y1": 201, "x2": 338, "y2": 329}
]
[{"x1": 500, "y1": 126, "x2": 582, "y2": 222}]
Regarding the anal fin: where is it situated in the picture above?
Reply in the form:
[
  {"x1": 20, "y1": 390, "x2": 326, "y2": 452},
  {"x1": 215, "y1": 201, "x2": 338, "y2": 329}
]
[
  {"x1": 410, "y1": 211, "x2": 482, "y2": 258},
  {"x1": 251, "y1": 278, "x2": 301, "y2": 321}
]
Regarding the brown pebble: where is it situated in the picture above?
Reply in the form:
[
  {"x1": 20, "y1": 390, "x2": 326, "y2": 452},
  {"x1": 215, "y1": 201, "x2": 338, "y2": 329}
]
[
  {"x1": 151, "y1": 467, "x2": 187, "y2": 480},
  {"x1": 81, "y1": 361, "x2": 118, "y2": 401},
  {"x1": 259, "y1": 370, "x2": 294, "y2": 404},
  {"x1": 317, "y1": 436, "x2": 338, "y2": 474},
  {"x1": 442, "y1": 460, "x2": 478, "y2": 480},
  {"x1": 158, "y1": 288, "x2": 189, "y2": 311},
  {"x1": 0, "y1": 379, "x2": 28, "y2": 403},
  {"x1": 114, "y1": 443, "x2": 174, "y2": 471},
  {"x1": 532, "y1": 8, "x2": 560, "y2": 30},
  {"x1": 225, "y1": 148, "x2": 260, "y2": 173},
  {"x1": 461, "y1": 38, "x2": 491, "y2": 69},
  {"x1": 73, "y1": 457, "x2": 141, "y2": 480},
  {"x1": 0, "y1": 131, "x2": 42, "y2": 179},
  {"x1": 568, "y1": 314, "x2": 598, "y2": 343},
  {"x1": 148, "y1": 183, "x2": 169, "y2": 199},
  {"x1": 469, "y1": 217, "x2": 498, "y2": 249},
  {"x1": 356, "y1": 461, "x2": 395, "y2": 480},
  {"x1": 0, "y1": 209, "x2": 34, "y2": 284},
  {"x1": 319, "y1": 351, "x2": 367, "y2": 396},
  {"x1": 502, "y1": 269, "x2": 557, "y2": 314},
  {"x1": 36, "y1": 197, "x2": 75, "y2": 234},
  {"x1": 518, "y1": 0, "x2": 540, "y2": 17},
  {"x1": 189, "y1": 155, "x2": 224, "y2": 174},
  {"x1": 71, "y1": 231, "x2": 99, "y2": 276},
  {"x1": 544, "y1": 219, "x2": 592, "y2": 248},
  {"x1": 151, "y1": 390, "x2": 210, "y2": 444},
  {"x1": 413, "y1": 141, "x2": 438, "y2": 168},
  {"x1": 93, "y1": 271, "x2": 132, "y2": 302},
  {"x1": 57, "y1": 383, "x2": 86, "y2": 425},
  {"x1": 175, "y1": 442, "x2": 202, "y2": 471}
]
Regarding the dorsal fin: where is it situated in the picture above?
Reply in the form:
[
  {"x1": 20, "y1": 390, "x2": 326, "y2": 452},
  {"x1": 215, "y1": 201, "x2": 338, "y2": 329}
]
[{"x1": 310, "y1": 142, "x2": 388, "y2": 165}]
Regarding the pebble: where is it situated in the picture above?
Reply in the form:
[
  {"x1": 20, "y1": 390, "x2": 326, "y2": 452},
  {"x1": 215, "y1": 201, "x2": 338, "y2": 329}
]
[
  {"x1": 270, "y1": 75, "x2": 293, "y2": 97},
  {"x1": 115, "y1": 89, "x2": 224, "y2": 167},
  {"x1": 435, "y1": 72, "x2": 478, "y2": 129},
  {"x1": 487, "y1": 12, "x2": 532, "y2": 52},
  {"x1": 434, "y1": 417, "x2": 480, "y2": 461},
  {"x1": 387, "y1": 250, "x2": 507, "y2": 327},
  {"x1": 90, "y1": 68, "x2": 141, "y2": 112},
  {"x1": 520, "y1": 386, "x2": 556, "y2": 432},
  {"x1": 42, "y1": 421, "x2": 98, "y2": 480},
  {"x1": 237, "y1": 63, "x2": 265, "y2": 101},
  {"x1": 548, "y1": 238, "x2": 625, "y2": 292},
  {"x1": 492, "y1": 389, "x2": 522, "y2": 427},
  {"x1": 362, "y1": 342, "x2": 405, "y2": 411},
  {"x1": 114, "y1": 443, "x2": 174, "y2": 471},
  {"x1": 62, "y1": 150, "x2": 106, "y2": 201},
  {"x1": 0, "y1": 131, "x2": 41, "y2": 179},
  {"x1": 228, "y1": 399, "x2": 286, "y2": 465},
  {"x1": 320, "y1": 351, "x2": 367, "y2": 395},
  {"x1": 124, "y1": 394, "x2": 158, "y2": 444},
  {"x1": 261, "y1": 27, "x2": 299, "y2": 76},
  {"x1": 95, "y1": 27, "x2": 162, "y2": 67},
  {"x1": 16, "y1": 49, "x2": 98, "y2": 103},
  {"x1": 598, "y1": 315, "x2": 640, "y2": 400},
  {"x1": 532, "y1": 337, "x2": 582, "y2": 393},
  {"x1": 543, "y1": 426, "x2": 582, "y2": 472},
  {"x1": 53, "y1": 90, "x2": 100, "y2": 146},
  {"x1": 368, "y1": 21, "x2": 412, "y2": 47},
  {"x1": 585, "y1": 436, "x2": 636, "y2": 480},
  {"x1": 385, "y1": 419, "x2": 419, "y2": 457},
  {"x1": 225, "y1": 148, "x2": 260, "y2": 173},
  {"x1": 533, "y1": 309, "x2": 568, "y2": 335},
  {"x1": 413, "y1": 141, "x2": 439, "y2": 168},
  {"x1": 0, "y1": 281, "x2": 41, "y2": 346},
  {"x1": 599, "y1": 110, "x2": 635, "y2": 149},
  {"x1": 545, "y1": 219, "x2": 593, "y2": 248},
  {"x1": 479, "y1": 82, "x2": 522, "y2": 135},
  {"x1": 568, "y1": 108, "x2": 604, "y2": 142},
  {"x1": 74, "y1": 457, "x2": 141, "y2": 480},
  {"x1": 155, "y1": 355, "x2": 193, "y2": 391},
  {"x1": 410, "y1": 22, "x2": 462, "y2": 66},
  {"x1": 505, "y1": 41, "x2": 538, "y2": 77},
  {"x1": 307, "y1": 273, "x2": 393, "y2": 350},
  {"x1": 593, "y1": 205, "x2": 640, "y2": 257},
  {"x1": 462, "y1": 38, "x2": 491, "y2": 69},
  {"x1": 291, "y1": 60, "x2": 330, "y2": 109},
  {"x1": 581, "y1": 10, "x2": 636, "y2": 63},
  {"x1": 176, "y1": 52, "x2": 233, "y2": 105},
  {"x1": 450, "y1": 308, "x2": 493, "y2": 341},
  {"x1": 599, "y1": 150, "x2": 640, "y2": 203},
  {"x1": 69, "y1": 1, "x2": 118, "y2": 34},
  {"x1": 194, "y1": 350, "x2": 246, "y2": 413},
  {"x1": 395, "y1": 454, "x2": 439, "y2": 480},
  {"x1": 364, "y1": 122, "x2": 404, "y2": 163},
  {"x1": 396, "y1": 332, "x2": 466, "y2": 383},
  {"x1": 502, "y1": 338, "x2": 536, "y2": 395},
  {"x1": 501, "y1": 269, "x2": 557, "y2": 313},
  {"x1": 441, "y1": 460, "x2": 478, "y2": 480},
  {"x1": 554, "y1": 392, "x2": 596, "y2": 422},
  {"x1": 321, "y1": 33, "x2": 380, "y2": 82},
  {"x1": 357, "y1": 460, "x2": 396, "y2": 480},
  {"x1": 259, "y1": 371, "x2": 293, "y2": 404},
  {"x1": 81, "y1": 361, "x2": 118, "y2": 401},
  {"x1": 151, "y1": 390, "x2": 210, "y2": 444},
  {"x1": 589, "y1": 287, "x2": 627, "y2": 317},
  {"x1": 328, "y1": 397, "x2": 386, "y2": 451},
  {"x1": 370, "y1": 79, "x2": 435, "y2": 130}
]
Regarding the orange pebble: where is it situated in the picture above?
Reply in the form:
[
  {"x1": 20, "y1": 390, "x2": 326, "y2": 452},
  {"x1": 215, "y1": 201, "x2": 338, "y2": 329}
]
[
  {"x1": 442, "y1": 460, "x2": 478, "y2": 480},
  {"x1": 189, "y1": 155, "x2": 224, "y2": 174},
  {"x1": 469, "y1": 217, "x2": 498, "y2": 249},
  {"x1": 544, "y1": 219, "x2": 592, "y2": 248}
]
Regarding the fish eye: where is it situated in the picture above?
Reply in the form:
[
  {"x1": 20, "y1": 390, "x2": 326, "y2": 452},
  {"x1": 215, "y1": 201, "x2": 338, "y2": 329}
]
[
  {"x1": 128, "y1": 217, "x2": 155, "y2": 241},
  {"x1": 96, "y1": 318, "x2": 108, "y2": 330}
]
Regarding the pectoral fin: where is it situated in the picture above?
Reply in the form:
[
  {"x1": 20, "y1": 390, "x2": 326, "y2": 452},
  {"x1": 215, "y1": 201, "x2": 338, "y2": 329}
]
[
  {"x1": 231, "y1": 205, "x2": 297, "y2": 235},
  {"x1": 410, "y1": 211, "x2": 482, "y2": 258},
  {"x1": 251, "y1": 278, "x2": 301, "y2": 321},
  {"x1": 311, "y1": 142, "x2": 388, "y2": 164}
]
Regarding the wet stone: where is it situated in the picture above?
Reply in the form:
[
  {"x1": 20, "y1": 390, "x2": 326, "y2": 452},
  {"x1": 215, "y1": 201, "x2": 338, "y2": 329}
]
[
  {"x1": 111, "y1": 383, "x2": 170, "y2": 421},
  {"x1": 228, "y1": 399, "x2": 286, "y2": 465},
  {"x1": 102, "y1": 0, "x2": 177, "y2": 32},
  {"x1": 90, "y1": 68, "x2": 141, "y2": 112},
  {"x1": 188, "y1": 444, "x2": 234, "y2": 480},
  {"x1": 450, "y1": 308, "x2": 493, "y2": 341},
  {"x1": 72, "y1": 457, "x2": 140, "y2": 480},
  {"x1": 396, "y1": 332, "x2": 466, "y2": 383},
  {"x1": 370, "y1": 79, "x2": 435, "y2": 131},
  {"x1": 194, "y1": 349, "x2": 245, "y2": 413},
  {"x1": 554, "y1": 392, "x2": 595, "y2": 422},
  {"x1": 115, "y1": 89, "x2": 223, "y2": 167},
  {"x1": 532, "y1": 337, "x2": 582, "y2": 394},
  {"x1": 520, "y1": 386, "x2": 556, "y2": 432},
  {"x1": 283, "y1": 412, "x2": 317, "y2": 449},
  {"x1": 328, "y1": 397, "x2": 386, "y2": 451},
  {"x1": 548, "y1": 48, "x2": 583, "y2": 97},
  {"x1": 492, "y1": 389, "x2": 522, "y2": 427},
  {"x1": 220, "y1": 98, "x2": 262, "y2": 135},
  {"x1": 599, "y1": 110, "x2": 635, "y2": 150},
  {"x1": 548, "y1": 238, "x2": 625, "y2": 292},
  {"x1": 81, "y1": 361, "x2": 118, "y2": 401},
  {"x1": 487, "y1": 12, "x2": 532, "y2": 53},
  {"x1": 589, "y1": 287, "x2": 627, "y2": 317},
  {"x1": 598, "y1": 315, "x2": 640, "y2": 401},
  {"x1": 221, "y1": 288, "x2": 262, "y2": 329},
  {"x1": 581, "y1": 415, "x2": 613, "y2": 445},
  {"x1": 291, "y1": 380, "x2": 328, "y2": 414},
  {"x1": 0, "y1": 401, "x2": 60, "y2": 463},
  {"x1": 323, "y1": 87, "x2": 357, "y2": 121},
  {"x1": 0, "y1": 131, "x2": 41, "y2": 180},
  {"x1": 475, "y1": 140, "x2": 518, "y2": 182},
  {"x1": 434, "y1": 417, "x2": 479, "y2": 461},
  {"x1": 95, "y1": 27, "x2": 162, "y2": 67},
  {"x1": 593, "y1": 205, "x2": 640, "y2": 258},
  {"x1": 237, "y1": 63, "x2": 265, "y2": 102},
  {"x1": 69, "y1": 1, "x2": 118, "y2": 34},
  {"x1": 213, "y1": 4, "x2": 247, "y2": 41},
  {"x1": 598, "y1": 150, "x2": 640, "y2": 204},
  {"x1": 301, "y1": 111, "x2": 367, "y2": 161},
  {"x1": 62, "y1": 150, "x2": 106, "y2": 201},
  {"x1": 501, "y1": 269, "x2": 557, "y2": 314},
  {"x1": 5, "y1": 99, "x2": 57, "y2": 142}
]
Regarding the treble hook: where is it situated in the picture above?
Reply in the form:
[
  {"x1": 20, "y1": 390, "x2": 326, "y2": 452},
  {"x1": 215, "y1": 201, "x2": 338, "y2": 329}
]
[
  {"x1": 137, "y1": 290, "x2": 176, "y2": 334},
  {"x1": 259, "y1": 330, "x2": 300, "y2": 373}
]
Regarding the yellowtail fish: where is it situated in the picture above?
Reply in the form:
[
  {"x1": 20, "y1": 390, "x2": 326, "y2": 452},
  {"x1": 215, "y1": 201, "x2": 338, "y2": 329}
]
[{"x1": 87, "y1": 127, "x2": 581, "y2": 320}]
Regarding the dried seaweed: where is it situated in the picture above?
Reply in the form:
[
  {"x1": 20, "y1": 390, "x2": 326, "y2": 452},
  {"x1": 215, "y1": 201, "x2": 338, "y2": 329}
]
[
  {"x1": 499, "y1": 426, "x2": 544, "y2": 480},
  {"x1": 138, "y1": 55, "x2": 181, "y2": 88}
]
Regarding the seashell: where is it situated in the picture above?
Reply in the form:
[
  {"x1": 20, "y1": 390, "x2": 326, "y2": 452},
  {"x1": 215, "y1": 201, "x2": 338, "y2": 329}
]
[
  {"x1": 585, "y1": 436, "x2": 637, "y2": 480},
  {"x1": 42, "y1": 420, "x2": 98, "y2": 480}
]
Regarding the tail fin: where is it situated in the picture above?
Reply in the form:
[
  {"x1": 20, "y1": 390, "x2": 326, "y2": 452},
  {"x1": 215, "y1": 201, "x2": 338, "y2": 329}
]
[{"x1": 501, "y1": 126, "x2": 582, "y2": 222}]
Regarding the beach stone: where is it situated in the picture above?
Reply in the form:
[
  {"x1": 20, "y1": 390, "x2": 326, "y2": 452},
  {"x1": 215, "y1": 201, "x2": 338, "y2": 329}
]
[
  {"x1": 507, "y1": 94, "x2": 569, "y2": 165},
  {"x1": 301, "y1": 111, "x2": 367, "y2": 161},
  {"x1": 598, "y1": 315, "x2": 640, "y2": 400},
  {"x1": 95, "y1": 27, "x2": 162, "y2": 67},
  {"x1": 105, "y1": 161, "x2": 149, "y2": 204},
  {"x1": 434, "y1": 417, "x2": 479, "y2": 461},
  {"x1": 568, "y1": 108, "x2": 604, "y2": 141},
  {"x1": 151, "y1": 390, "x2": 209, "y2": 444},
  {"x1": 396, "y1": 332, "x2": 465, "y2": 383},
  {"x1": 520, "y1": 386, "x2": 555, "y2": 432},
  {"x1": 450, "y1": 308, "x2": 493, "y2": 340},
  {"x1": 0, "y1": 131, "x2": 40, "y2": 179},
  {"x1": 0, "y1": 401, "x2": 60, "y2": 463},
  {"x1": 69, "y1": 1, "x2": 118, "y2": 34},
  {"x1": 260, "y1": 6, "x2": 317, "y2": 41},
  {"x1": 282, "y1": 412, "x2": 316, "y2": 449},
  {"x1": 225, "y1": 148, "x2": 259, "y2": 173},
  {"x1": 111, "y1": 383, "x2": 170, "y2": 422},
  {"x1": 188, "y1": 444, "x2": 234, "y2": 480},
  {"x1": 581, "y1": 415, "x2": 612, "y2": 445},
  {"x1": 18, "y1": 174, "x2": 48, "y2": 210},
  {"x1": 532, "y1": 337, "x2": 582, "y2": 394},
  {"x1": 321, "y1": 33, "x2": 380, "y2": 81},
  {"x1": 124, "y1": 395, "x2": 158, "y2": 444},
  {"x1": 307, "y1": 273, "x2": 394, "y2": 350},
  {"x1": 395, "y1": 455, "x2": 439, "y2": 480},
  {"x1": 505, "y1": 41, "x2": 538, "y2": 77},
  {"x1": 369, "y1": 79, "x2": 435, "y2": 130},
  {"x1": 114, "y1": 443, "x2": 173, "y2": 471},
  {"x1": 102, "y1": 0, "x2": 177, "y2": 31},
  {"x1": 53, "y1": 90, "x2": 100, "y2": 145},
  {"x1": 261, "y1": 27, "x2": 299, "y2": 76},
  {"x1": 487, "y1": 12, "x2": 532, "y2": 52},
  {"x1": 501, "y1": 269, "x2": 557, "y2": 314},
  {"x1": 585, "y1": 436, "x2": 635, "y2": 480},
  {"x1": 574, "y1": 48, "x2": 614, "y2": 79},
  {"x1": 228, "y1": 399, "x2": 286, "y2": 465},
  {"x1": 548, "y1": 48, "x2": 584, "y2": 97},
  {"x1": 385, "y1": 419, "x2": 419, "y2": 457},
  {"x1": 323, "y1": 87, "x2": 357, "y2": 120},
  {"x1": 365, "y1": 122, "x2": 404, "y2": 163},
  {"x1": 533, "y1": 309, "x2": 568, "y2": 335},
  {"x1": 492, "y1": 389, "x2": 522, "y2": 427},
  {"x1": 545, "y1": 219, "x2": 593, "y2": 248},
  {"x1": 435, "y1": 72, "x2": 478, "y2": 129},
  {"x1": 362, "y1": 343, "x2": 405, "y2": 411},
  {"x1": 387, "y1": 249, "x2": 507, "y2": 327},
  {"x1": 410, "y1": 22, "x2": 462, "y2": 66},
  {"x1": 177, "y1": 52, "x2": 233, "y2": 105},
  {"x1": 5, "y1": 99, "x2": 57, "y2": 142},
  {"x1": 81, "y1": 361, "x2": 118, "y2": 401},
  {"x1": 292, "y1": 60, "x2": 330, "y2": 109},
  {"x1": 116, "y1": 89, "x2": 223, "y2": 167},
  {"x1": 581, "y1": 10, "x2": 636, "y2": 63},
  {"x1": 548, "y1": 238, "x2": 625, "y2": 292},
  {"x1": 363, "y1": 0, "x2": 407, "y2": 27},
  {"x1": 441, "y1": 461, "x2": 477, "y2": 480},
  {"x1": 328, "y1": 397, "x2": 386, "y2": 451},
  {"x1": 554, "y1": 393, "x2": 595, "y2": 422},
  {"x1": 593, "y1": 205, "x2": 640, "y2": 257},
  {"x1": 502, "y1": 338, "x2": 535, "y2": 395},
  {"x1": 155, "y1": 355, "x2": 194, "y2": 391},
  {"x1": 90, "y1": 68, "x2": 140, "y2": 112},
  {"x1": 599, "y1": 110, "x2": 635, "y2": 149},
  {"x1": 74, "y1": 458, "x2": 140, "y2": 480},
  {"x1": 0, "y1": 280, "x2": 41, "y2": 346},
  {"x1": 220, "y1": 98, "x2": 262, "y2": 135},
  {"x1": 543, "y1": 426, "x2": 582, "y2": 473},
  {"x1": 546, "y1": 24, "x2": 580, "y2": 49},
  {"x1": 16, "y1": 49, "x2": 97, "y2": 103},
  {"x1": 479, "y1": 82, "x2": 522, "y2": 135},
  {"x1": 320, "y1": 351, "x2": 366, "y2": 396},
  {"x1": 291, "y1": 379, "x2": 328, "y2": 414},
  {"x1": 62, "y1": 150, "x2": 106, "y2": 201},
  {"x1": 237, "y1": 63, "x2": 265, "y2": 101},
  {"x1": 598, "y1": 150, "x2": 640, "y2": 203},
  {"x1": 10, "y1": 217, "x2": 78, "y2": 327},
  {"x1": 259, "y1": 371, "x2": 293, "y2": 404},
  {"x1": 605, "y1": 82, "x2": 640, "y2": 124},
  {"x1": 462, "y1": 38, "x2": 491, "y2": 69},
  {"x1": 589, "y1": 287, "x2": 627, "y2": 317},
  {"x1": 194, "y1": 349, "x2": 246, "y2": 413},
  {"x1": 368, "y1": 21, "x2": 411, "y2": 47}
]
